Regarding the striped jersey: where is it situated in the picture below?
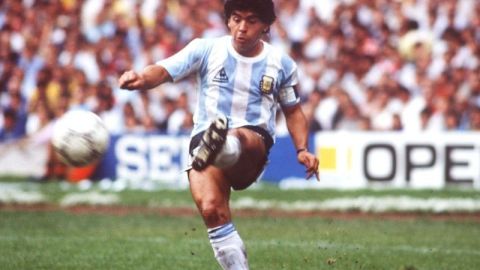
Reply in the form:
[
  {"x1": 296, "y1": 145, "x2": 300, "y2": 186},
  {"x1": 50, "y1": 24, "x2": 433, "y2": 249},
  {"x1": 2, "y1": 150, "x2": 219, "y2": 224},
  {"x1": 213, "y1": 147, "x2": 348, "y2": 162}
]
[{"x1": 157, "y1": 35, "x2": 299, "y2": 140}]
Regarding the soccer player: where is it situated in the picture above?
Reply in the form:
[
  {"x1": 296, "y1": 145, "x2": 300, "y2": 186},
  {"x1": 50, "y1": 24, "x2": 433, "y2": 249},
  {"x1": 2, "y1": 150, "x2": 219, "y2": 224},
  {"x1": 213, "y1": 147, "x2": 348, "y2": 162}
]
[{"x1": 119, "y1": 0, "x2": 319, "y2": 269}]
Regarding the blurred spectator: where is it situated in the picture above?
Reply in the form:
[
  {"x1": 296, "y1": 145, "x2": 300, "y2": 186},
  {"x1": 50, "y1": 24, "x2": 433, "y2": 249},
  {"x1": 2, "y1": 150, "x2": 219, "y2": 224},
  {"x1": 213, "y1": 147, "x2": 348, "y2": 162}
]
[
  {"x1": 391, "y1": 114, "x2": 403, "y2": 131},
  {"x1": 333, "y1": 90, "x2": 363, "y2": 131},
  {"x1": 158, "y1": 96, "x2": 177, "y2": 132},
  {"x1": 301, "y1": 88, "x2": 323, "y2": 132},
  {"x1": 27, "y1": 66, "x2": 62, "y2": 114},
  {"x1": 0, "y1": 107, "x2": 23, "y2": 142},
  {"x1": 167, "y1": 92, "x2": 193, "y2": 134},
  {"x1": 122, "y1": 101, "x2": 142, "y2": 133},
  {"x1": 469, "y1": 106, "x2": 480, "y2": 130},
  {"x1": 26, "y1": 100, "x2": 53, "y2": 136},
  {"x1": 426, "y1": 95, "x2": 453, "y2": 131},
  {"x1": 358, "y1": 115, "x2": 372, "y2": 131},
  {"x1": 94, "y1": 80, "x2": 124, "y2": 134},
  {"x1": 142, "y1": 114, "x2": 158, "y2": 133},
  {"x1": 445, "y1": 109, "x2": 461, "y2": 131}
]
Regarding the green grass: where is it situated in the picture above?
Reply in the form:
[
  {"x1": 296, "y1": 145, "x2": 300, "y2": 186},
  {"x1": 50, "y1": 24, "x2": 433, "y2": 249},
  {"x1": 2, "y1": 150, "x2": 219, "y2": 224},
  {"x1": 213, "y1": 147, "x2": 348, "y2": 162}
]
[
  {"x1": 1, "y1": 180, "x2": 480, "y2": 269},
  {"x1": 0, "y1": 211, "x2": 479, "y2": 270}
]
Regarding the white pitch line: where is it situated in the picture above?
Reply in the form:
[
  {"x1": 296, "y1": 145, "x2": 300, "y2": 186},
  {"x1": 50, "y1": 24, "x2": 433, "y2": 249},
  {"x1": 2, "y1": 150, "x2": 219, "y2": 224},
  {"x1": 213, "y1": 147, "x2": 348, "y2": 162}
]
[
  {"x1": 59, "y1": 191, "x2": 120, "y2": 206},
  {"x1": 231, "y1": 196, "x2": 480, "y2": 213},
  {"x1": 0, "y1": 185, "x2": 46, "y2": 204}
]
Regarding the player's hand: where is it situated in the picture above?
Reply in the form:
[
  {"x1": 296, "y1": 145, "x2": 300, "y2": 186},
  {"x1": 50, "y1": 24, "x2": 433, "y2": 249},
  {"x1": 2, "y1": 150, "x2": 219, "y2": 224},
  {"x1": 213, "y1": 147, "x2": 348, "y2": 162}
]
[
  {"x1": 118, "y1": 70, "x2": 145, "y2": 90},
  {"x1": 297, "y1": 150, "x2": 320, "y2": 181}
]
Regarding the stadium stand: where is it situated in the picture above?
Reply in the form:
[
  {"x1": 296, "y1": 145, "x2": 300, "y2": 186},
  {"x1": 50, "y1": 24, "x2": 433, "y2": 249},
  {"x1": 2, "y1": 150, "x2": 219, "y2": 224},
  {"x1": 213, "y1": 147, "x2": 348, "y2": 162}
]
[{"x1": 0, "y1": 0, "x2": 479, "y2": 145}]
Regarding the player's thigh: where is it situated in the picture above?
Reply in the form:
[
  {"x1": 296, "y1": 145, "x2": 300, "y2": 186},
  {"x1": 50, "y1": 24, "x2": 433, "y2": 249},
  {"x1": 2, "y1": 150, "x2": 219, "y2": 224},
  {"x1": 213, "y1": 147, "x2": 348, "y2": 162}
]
[{"x1": 225, "y1": 129, "x2": 268, "y2": 190}]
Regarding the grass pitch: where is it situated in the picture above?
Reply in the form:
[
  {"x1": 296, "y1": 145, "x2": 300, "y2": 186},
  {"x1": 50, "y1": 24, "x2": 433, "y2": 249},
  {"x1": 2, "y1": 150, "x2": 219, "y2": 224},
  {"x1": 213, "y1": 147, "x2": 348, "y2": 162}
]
[
  {"x1": 1, "y1": 211, "x2": 479, "y2": 269},
  {"x1": 1, "y1": 180, "x2": 480, "y2": 269}
]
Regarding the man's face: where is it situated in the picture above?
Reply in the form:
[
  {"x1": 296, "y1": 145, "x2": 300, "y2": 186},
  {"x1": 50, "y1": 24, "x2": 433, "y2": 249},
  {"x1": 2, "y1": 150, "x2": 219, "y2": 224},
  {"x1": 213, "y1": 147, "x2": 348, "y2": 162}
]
[{"x1": 227, "y1": 10, "x2": 268, "y2": 56}]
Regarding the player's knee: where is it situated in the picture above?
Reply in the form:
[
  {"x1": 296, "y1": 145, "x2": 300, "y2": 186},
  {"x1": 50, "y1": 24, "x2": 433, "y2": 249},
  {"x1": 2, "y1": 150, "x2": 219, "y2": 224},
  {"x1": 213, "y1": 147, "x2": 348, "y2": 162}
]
[{"x1": 199, "y1": 200, "x2": 228, "y2": 224}]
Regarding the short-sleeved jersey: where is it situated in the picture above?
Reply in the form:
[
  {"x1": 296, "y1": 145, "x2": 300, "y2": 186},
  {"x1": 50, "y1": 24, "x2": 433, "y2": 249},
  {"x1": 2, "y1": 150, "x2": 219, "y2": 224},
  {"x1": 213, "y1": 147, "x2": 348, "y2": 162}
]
[{"x1": 157, "y1": 35, "x2": 299, "y2": 140}]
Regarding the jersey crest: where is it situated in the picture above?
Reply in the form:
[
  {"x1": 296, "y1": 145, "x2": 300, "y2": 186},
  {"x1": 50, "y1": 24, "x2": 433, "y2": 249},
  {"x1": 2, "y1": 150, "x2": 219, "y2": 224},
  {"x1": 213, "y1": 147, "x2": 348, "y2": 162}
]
[{"x1": 259, "y1": 75, "x2": 274, "y2": 94}]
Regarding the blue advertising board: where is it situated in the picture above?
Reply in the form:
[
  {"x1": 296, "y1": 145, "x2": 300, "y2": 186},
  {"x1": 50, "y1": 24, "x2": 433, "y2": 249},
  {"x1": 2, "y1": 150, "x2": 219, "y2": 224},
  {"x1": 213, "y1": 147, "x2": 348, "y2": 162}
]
[{"x1": 92, "y1": 133, "x2": 311, "y2": 184}]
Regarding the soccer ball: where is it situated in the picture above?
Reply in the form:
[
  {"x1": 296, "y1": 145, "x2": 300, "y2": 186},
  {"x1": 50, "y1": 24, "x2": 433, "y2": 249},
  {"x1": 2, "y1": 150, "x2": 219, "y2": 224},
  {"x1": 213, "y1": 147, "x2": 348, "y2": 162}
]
[{"x1": 52, "y1": 110, "x2": 110, "y2": 167}]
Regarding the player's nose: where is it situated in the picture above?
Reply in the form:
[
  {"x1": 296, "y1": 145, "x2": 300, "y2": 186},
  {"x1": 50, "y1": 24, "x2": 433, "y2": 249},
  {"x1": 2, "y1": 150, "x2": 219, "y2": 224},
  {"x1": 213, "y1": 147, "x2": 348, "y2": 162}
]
[{"x1": 238, "y1": 20, "x2": 248, "y2": 31}]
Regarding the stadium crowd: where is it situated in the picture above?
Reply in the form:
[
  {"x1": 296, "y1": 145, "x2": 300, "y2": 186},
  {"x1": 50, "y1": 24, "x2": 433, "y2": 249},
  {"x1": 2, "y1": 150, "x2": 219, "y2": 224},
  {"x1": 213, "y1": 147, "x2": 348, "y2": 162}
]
[{"x1": 1, "y1": 0, "x2": 480, "y2": 143}]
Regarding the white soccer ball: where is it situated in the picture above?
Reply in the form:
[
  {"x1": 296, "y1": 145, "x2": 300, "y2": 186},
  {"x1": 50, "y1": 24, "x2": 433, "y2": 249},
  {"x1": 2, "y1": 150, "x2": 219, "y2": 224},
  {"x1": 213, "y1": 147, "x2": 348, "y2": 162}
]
[{"x1": 52, "y1": 110, "x2": 110, "y2": 167}]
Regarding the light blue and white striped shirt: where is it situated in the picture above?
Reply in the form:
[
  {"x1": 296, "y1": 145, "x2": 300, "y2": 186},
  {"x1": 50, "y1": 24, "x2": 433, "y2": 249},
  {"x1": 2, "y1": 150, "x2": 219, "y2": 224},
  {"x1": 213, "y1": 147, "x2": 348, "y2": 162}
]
[{"x1": 157, "y1": 35, "x2": 299, "y2": 140}]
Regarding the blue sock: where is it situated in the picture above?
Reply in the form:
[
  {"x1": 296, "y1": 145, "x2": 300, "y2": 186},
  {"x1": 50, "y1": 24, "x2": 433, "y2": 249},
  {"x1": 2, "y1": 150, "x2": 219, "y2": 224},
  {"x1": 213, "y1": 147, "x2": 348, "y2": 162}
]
[{"x1": 208, "y1": 222, "x2": 236, "y2": 242}]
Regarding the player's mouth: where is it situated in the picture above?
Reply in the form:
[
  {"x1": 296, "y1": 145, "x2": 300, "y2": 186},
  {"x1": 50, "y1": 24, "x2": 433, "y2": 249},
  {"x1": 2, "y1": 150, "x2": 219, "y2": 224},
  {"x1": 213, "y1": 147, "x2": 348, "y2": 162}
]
[{"x1": 236, "y1": 35, "x2": 248, "y2": 43}]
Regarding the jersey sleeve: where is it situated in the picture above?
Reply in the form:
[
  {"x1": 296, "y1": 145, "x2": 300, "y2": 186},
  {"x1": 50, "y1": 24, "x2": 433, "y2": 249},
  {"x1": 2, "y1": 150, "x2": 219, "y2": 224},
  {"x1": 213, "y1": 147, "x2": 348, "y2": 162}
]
[
  {"x1": 278, "y1": 55, "x2": 300, "y2": 107},
  {"x1": 156, "y1": 38, "x2": 208, "y2": 82}
]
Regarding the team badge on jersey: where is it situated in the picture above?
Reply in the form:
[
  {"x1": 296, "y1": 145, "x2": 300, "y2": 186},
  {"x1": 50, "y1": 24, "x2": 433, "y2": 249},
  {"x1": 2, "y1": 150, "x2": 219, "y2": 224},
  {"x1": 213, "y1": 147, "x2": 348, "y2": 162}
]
[{"x1": 260, "y1": 75, "x2": 274, "y2": 94}]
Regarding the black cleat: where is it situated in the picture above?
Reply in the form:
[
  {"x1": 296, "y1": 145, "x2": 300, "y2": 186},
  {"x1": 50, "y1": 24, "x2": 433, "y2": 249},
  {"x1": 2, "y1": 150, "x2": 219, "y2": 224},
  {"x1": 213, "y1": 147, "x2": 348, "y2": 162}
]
[{"x1": 192, "y1": 115, "x2": 229, "y2": 171}]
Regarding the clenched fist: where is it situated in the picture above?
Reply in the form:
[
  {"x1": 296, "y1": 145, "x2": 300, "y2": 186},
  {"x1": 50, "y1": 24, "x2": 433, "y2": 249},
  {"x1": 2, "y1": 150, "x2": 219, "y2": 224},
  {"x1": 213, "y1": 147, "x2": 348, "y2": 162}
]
[{"x1": 118, "y1": 70, "x2": 146, "y2": 90}]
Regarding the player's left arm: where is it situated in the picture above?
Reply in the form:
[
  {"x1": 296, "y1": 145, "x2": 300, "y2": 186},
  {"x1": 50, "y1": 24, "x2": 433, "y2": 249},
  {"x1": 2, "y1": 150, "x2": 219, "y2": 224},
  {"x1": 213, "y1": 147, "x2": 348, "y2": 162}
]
[{"x1": 282, "y1": 93, "x2": 320, "y2": 181}]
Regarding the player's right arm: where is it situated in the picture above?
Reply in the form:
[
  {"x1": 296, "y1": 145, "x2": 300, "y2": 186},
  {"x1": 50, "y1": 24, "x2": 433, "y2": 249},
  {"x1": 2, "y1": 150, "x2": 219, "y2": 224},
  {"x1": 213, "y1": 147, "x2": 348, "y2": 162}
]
[
  {"x1": 119, "y1": 38, "x2": 208, "y2": 91},
  {"x1": 119, "y1": 64, "x2": 173, "y2": 91}
]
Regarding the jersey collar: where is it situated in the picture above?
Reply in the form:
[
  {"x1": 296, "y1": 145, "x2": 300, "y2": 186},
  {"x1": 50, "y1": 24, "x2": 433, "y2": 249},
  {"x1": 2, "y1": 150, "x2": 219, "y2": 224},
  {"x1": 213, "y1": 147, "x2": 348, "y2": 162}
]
[{"x1": 226, "y1": 35, "x2": 268, "y2": 63}]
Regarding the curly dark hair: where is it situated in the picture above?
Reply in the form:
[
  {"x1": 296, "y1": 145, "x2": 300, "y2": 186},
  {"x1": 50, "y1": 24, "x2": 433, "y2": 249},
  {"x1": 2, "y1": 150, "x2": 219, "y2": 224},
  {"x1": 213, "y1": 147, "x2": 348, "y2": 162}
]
[{"x1": 224, "y1": 0, "x2": 276, "y2": 25}]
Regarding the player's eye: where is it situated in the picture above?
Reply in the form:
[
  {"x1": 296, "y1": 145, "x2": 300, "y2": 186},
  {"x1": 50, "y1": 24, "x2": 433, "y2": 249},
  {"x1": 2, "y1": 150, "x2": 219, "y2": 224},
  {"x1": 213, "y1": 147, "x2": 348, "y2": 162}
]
[{"x1": 247, "y1": 17, "x2": 259, "y2": 24}]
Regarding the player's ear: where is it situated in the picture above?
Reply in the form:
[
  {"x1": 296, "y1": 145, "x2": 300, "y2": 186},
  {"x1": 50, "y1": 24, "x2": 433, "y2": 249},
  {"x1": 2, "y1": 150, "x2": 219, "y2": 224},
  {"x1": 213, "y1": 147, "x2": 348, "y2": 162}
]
[
  {"x1": 226, "y1": 17, "x2": 233, "y2": 31},
  {"x1": 263, "y1": 27, "x2": 269, "y2": 34}
]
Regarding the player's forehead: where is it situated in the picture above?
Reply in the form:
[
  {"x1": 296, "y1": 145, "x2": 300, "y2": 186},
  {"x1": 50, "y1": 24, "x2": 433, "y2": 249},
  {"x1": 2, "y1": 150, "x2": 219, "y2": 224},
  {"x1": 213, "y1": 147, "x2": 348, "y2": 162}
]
[{"x1": 230, "y1": 10, "x2": 261, "y2": 20}]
